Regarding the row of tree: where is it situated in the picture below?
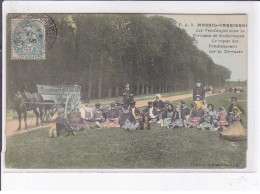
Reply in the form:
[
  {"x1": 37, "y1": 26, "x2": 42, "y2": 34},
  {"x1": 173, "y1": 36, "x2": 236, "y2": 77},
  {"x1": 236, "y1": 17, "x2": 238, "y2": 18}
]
[{"x1": 7, "y1": 14, "x2": 231, "y2": 103}]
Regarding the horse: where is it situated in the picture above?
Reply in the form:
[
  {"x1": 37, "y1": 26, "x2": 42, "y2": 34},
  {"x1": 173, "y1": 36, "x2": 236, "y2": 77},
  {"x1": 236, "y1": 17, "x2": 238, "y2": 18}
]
[{"x1": 13, "y1": 91, "x2": 44, "y2": 131}]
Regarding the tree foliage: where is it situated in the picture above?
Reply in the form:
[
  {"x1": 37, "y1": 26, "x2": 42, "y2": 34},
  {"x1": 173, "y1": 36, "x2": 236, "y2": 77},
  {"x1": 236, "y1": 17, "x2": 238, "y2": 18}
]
[{"x1": 7, "y1": 14, "x2": 231, "y2": 103}]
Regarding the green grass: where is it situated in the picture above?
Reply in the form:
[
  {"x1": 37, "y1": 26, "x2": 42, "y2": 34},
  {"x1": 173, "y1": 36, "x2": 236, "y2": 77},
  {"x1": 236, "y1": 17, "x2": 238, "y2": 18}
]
[{"x1": 5, "y1": 92, "x2": 247, "y2": 169}]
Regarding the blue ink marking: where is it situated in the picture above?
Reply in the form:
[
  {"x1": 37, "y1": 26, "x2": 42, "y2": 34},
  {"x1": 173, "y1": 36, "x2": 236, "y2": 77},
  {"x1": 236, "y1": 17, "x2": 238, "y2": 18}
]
[{"x1": 12, "y1": 19, "x2": 45, "y2": 60}]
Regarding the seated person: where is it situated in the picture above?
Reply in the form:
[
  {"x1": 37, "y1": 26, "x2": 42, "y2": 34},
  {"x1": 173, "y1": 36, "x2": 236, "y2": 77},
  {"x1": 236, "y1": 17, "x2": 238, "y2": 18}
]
[
  {"x1": 207, "y1": 104, "x2": 218, "y2": 127},
  {"x1": 227, "y1": 97, "x2": 243, "y2": 119},
  {"x1": 164, "y1": 101, "x2": 174, "y2": 117},
  {"x1": 153, "y1": 94, "x2": 165, "y2": 110},
  {"x1": 129, "y1": 101, "x2": 141, "y2": 122},
  {"x1": 216, "y1": 107, "x2": 229, "y2": 130},
  {"x1": 228, "y1": 107, "x2": 243, "y2": 125},
  {"x1": 142, "y1": 101, "x2": 159, "y2": 123},
  {"x1": 180, "y1": 100, "x2": 190, "y2": 127},
  {"x1": 119, "y1": 104, "x2": 139, "y2": 130},
  {"x1": 103, "y1": 103, "x2": 120, "y2": 128},
  {"x1": 199, "y1": 109, "x2": 215, "y2": 131},
  {"x1": 115, "y1": 99, "x2": 123, "y2": 116},
  {"x1": 153, "y1": 94, "x2": 165, "y2": 125},
  {"x1": 55, "y1": 107, "x2": 76, "y2": 135},
  {"x1": 92, "y1": 103, "x2": 105, "y2": 128},
  {"x1": 187, "y1": 103, "x2": 203, "y2": 128},
  {"x1": 108, "y1": 103, "x2": 119, "y2": 118},
  {"x1": 161, "y1": 101, "x2": 174, "y2": 127},
  {"x1": 194, "y1": 93, "x2": 207, "y2": 110},
  {"x1": 80, "y1": 103, "x2": 95, "y2": 129},
  {"x1": 169, "y1": 106, "x2": 184, "y2": 129}
]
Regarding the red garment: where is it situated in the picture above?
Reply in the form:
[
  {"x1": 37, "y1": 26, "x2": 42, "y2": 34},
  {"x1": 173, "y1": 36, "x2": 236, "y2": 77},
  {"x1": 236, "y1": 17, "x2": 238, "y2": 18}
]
[
  {"x1": 187, "y1": 117, "x2": 201, "y2": 127},
  {"x1": 217, "y1": 112, "x2": 228, "y2": 126}
]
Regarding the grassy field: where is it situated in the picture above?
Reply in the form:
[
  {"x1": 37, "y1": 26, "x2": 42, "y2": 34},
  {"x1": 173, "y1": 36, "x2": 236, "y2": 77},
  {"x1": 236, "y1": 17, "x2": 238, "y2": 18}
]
[{"x1": 5, "y1": 92, "x2": 247, "y2": 169}]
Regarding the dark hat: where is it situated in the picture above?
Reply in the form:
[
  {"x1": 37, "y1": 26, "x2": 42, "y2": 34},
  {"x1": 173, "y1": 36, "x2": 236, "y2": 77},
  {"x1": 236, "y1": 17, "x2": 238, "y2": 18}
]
[
  {"x1": 95, "y1": 103, "x2": 101, "y2": 108},
  {"x1": 231, "y1": 97, "x2": 237, "y2": 101},
  {"x1": 165, "y1": 100, "x2": 170, "y2": 104},
  {"x1": 148, "y1": 101, "x2": 153, "y2": 105},
  {"x1": 181, "y1": 100, "x2": 185, "y2": 104},
  {"x1": 196, "y1": 80, "x2": 201, "y2": 83},
  {"x1": 110, "y1": 103, "x2": 115, "y2": 107}
]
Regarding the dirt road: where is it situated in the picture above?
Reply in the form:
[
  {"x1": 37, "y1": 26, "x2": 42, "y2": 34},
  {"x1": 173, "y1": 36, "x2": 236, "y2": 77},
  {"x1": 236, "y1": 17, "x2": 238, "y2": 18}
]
[{"x1": 5, "y1": 91, "x2": 223, "y2": 137}]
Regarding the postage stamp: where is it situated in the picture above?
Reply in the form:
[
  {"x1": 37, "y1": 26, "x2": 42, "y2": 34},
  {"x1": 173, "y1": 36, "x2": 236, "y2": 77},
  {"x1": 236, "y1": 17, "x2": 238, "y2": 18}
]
[{"x1": 11, "y1": 19, "x2": 45, "y2": 60}]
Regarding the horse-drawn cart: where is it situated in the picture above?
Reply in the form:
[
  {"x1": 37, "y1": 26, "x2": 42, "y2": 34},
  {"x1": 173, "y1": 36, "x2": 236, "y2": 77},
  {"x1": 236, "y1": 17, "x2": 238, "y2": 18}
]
[{"x1": 37, "y1": 84, "x2": 81, "y2": 122}]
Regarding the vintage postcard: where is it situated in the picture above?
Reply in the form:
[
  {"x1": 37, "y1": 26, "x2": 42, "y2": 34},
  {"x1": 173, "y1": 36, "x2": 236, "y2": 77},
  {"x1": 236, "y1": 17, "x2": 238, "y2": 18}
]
[{"x1": 2, "y1": 6, "x2": 250, "y2": 171}]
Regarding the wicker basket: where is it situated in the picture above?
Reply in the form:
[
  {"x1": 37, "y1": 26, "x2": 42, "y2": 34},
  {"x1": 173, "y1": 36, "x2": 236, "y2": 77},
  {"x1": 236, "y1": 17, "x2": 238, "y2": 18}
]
[{"x1": 220, "y1": 121, "x2": 247, "y2": 141}]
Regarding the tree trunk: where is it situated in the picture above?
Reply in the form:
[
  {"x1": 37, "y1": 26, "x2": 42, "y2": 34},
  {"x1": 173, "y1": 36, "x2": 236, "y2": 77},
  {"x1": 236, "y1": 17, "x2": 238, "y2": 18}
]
[
  {"x1": 87, "y1": 79, "x2": 92, "y2": 99},
  {"x1": 87, "y1": 55, "x2": 93, "y2": 99},
  {"x1": 98, "y1": 72, "x2": 102, "y2": 98},
  {"x1": 98, "y1": 55, "x2": 103, "y2": 99},
  {"x1": 151, "y1": 85, "x2": 154, "y2": 94},
  {"x1": 141, "y1": 82, "x2": 145, "y2": 94},
  {"x1": 146, "y1": 86, "x2": 149, "y2": 94},
  {"x1": 136, "y1": 81, "x2": 140, "y2": 95},
  {"x1": 108, "y1": 88, "x2": 112, "y2": 98},
  {"x1": 159, "y1": 85, "x2": 162, "y2": 94},
  {"x1": 115, "y1": 87, "x2": 119, "y2": 97}
]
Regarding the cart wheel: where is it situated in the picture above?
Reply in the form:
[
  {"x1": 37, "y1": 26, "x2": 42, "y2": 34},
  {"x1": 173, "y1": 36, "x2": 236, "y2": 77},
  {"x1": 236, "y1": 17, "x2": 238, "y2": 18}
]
[
  {"x1": 65, "y1": 94, "x2": 80, "y2": 115},
  {"x1": 42, "y1": 108, "x2": 55, "y2": 123}
]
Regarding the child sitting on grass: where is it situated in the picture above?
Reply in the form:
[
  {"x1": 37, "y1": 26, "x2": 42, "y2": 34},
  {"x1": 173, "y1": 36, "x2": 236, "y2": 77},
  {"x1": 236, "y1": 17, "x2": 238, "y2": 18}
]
[
  {"x1": 199, "y1": 109, "x2": 215, "y2": 131},
  {"x1": 187, "y1": 103, "x2": 203, "y2": 128},
  {"x1": 169, "y1": 106, "x2": 184, "y2": 128},
  {"x1": 216, "y1": 107, "x2": 229, "y2": 131}
]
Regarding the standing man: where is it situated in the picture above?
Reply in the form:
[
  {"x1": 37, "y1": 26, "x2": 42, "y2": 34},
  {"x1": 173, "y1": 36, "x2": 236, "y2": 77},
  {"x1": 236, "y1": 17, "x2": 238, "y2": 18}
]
[
  {"x1": 122, "y1": 83, "x2": 134, "y2": 107},
  {"x1": 193, "y1": 81, "x2": 205, "y2": 101}
]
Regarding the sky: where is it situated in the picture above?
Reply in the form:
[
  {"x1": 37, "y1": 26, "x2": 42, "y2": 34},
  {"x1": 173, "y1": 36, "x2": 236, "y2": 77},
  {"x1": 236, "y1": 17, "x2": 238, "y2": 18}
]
[{"x1": 155, "y1": 14, "x2": 247, "y2": 81}]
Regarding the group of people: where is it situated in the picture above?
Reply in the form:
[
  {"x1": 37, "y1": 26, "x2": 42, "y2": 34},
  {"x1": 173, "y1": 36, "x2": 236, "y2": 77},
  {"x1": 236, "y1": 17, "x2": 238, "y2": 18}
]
[
  {"x1": 225, "y1": 87, "x2": 245, "y2": 93},
  {"x1": 51, "y1": 82, "x2": 244, "y2": 136}
]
